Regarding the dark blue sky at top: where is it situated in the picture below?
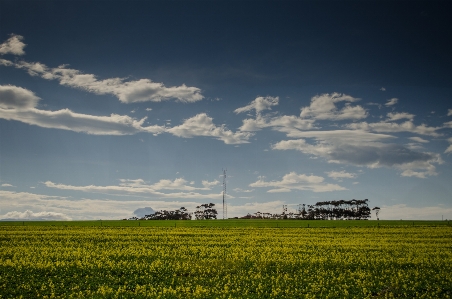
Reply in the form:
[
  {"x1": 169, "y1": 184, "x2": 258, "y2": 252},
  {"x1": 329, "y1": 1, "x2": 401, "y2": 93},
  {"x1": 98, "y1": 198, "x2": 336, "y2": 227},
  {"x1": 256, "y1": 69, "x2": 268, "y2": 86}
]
[{"x1": 2, "y1": 0, "x2": 451, "y2": 90}]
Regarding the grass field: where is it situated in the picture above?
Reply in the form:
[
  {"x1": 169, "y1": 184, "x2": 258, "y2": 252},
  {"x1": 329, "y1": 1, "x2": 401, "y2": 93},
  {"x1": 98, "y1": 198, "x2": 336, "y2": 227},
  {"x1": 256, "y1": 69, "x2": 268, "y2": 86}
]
[
  {"x1": 1, "y1": 223, "x2": 451, "y2": 298},
  {"x1": 0, "y1": 219, "x2": 450, "y2": 228}
]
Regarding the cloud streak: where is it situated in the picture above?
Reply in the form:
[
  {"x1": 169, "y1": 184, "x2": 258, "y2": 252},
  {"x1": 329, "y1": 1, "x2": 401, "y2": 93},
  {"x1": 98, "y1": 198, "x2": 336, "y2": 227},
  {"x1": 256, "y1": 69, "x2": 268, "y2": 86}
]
[
  {"x1": 44, "y1": 178, "x2": 228, "y2": 200},
  {"x1": 249, "y1": 172, "x2": 346, "y2": 193}
]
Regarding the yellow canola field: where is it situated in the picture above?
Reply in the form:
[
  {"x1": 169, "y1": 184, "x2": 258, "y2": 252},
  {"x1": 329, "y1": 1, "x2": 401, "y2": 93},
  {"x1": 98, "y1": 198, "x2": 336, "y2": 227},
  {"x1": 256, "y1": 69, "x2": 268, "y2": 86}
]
[{"x1": 0, "y1": 226, "x2": 451, "y2": 298}]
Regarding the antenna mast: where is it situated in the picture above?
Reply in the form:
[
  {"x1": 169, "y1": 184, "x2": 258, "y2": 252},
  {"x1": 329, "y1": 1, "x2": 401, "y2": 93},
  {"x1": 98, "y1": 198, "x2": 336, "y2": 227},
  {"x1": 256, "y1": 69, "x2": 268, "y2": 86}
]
[{"x1": 222, "y1": 168, "x2": 227, "y2": 219}]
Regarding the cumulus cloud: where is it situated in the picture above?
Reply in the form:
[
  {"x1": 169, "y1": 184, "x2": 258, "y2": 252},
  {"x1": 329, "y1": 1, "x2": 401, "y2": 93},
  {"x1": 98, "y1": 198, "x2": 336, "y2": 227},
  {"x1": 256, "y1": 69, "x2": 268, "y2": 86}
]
[
  {"x1": 299, "y1": 93, "x2": 367, "y2": 120},
  {"x1": 272, "y1": 130, "x2": 441, "y2": 178},
  {"x1": 0, "y1": 210, "x2": 71, "y2": 221},
  {"x1": 0, "y1": 34, "x2": 26, "y2": 55},
  {"x1": 385, "y1": 98, "x2": 398, "y2": 106},
  {"x1": 0, "y1": 85, "x2": 40, "y2": 110},
  {"x1": 202, "y1": 180, "x2": 220, "y2": 188},
  {"x1": 167, "y1": 113, "x2": 252, "y2": 144},
  {"x1": 234, "y1": 96, "x2": 279, "y2": 115},
  {"x1": 249, "y1": 172, "x2": 347, "y2": 193},
  {"x1": 326, "y1": 170, "x2": 356, "y2": 180}
]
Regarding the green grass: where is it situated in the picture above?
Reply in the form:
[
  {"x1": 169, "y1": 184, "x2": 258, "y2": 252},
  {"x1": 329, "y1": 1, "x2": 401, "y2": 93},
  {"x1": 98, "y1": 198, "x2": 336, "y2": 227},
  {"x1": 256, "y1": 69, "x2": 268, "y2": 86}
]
[{"x1": 0, "y1": 219, "x2": 449, "y2": 227}]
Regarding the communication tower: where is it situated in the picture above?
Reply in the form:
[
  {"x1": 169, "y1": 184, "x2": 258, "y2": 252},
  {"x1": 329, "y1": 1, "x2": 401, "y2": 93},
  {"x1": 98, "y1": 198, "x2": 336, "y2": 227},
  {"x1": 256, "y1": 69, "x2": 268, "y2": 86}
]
[{"x1": 222, "y1": 169, "x2": 227, "y2": 219}]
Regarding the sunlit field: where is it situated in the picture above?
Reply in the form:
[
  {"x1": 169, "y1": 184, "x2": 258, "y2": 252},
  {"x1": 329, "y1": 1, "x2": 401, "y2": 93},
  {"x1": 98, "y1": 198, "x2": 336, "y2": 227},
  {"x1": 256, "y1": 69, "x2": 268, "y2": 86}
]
[{"x1": 1, "y1": 224, "x2": 451, "y2": 298}]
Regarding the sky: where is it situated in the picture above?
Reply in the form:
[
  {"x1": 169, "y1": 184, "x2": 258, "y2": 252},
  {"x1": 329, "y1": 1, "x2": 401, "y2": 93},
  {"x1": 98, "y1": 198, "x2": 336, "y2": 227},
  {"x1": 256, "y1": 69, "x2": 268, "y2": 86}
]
[{"x1": 1, "y1": 1, "x2": 452, "y2": 220}]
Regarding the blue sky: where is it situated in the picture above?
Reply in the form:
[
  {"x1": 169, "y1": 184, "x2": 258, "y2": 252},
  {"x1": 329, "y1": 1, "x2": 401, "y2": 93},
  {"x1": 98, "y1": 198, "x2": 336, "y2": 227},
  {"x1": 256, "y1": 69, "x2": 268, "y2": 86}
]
[{"x1": 1, "y1": 1, "x2": 451, "y2": 220}]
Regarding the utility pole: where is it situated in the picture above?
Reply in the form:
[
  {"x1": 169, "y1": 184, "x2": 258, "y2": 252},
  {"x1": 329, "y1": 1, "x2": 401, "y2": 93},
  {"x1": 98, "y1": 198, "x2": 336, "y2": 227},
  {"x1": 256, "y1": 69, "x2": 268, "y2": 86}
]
[{"x1": 222, "y1": 169, "x2": 227, "y2": 220}]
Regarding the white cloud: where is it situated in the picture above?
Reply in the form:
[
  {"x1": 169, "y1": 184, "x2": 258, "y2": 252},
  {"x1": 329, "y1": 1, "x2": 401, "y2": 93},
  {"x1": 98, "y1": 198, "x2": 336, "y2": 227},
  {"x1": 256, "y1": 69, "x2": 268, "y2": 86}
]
[
  {"x1": 326, "y1": 170, "x2": 356, "y2": 180},
  {"x1": 0, "y1": 34, "x2": 26, "y2": 55},
  {"x1": 0, "y1": 85, "x2": 40, "y2": 110},
  {"x1": 44, "y1": 178, "x2": 228, "y2": 200},
  {"x1": 0, "y1": 210, "x2": 71, "y2": 221},
  {"x1": 387, "y1": 112, "x2": 414, "y2": 122},
  {"x1": 1, "y1": 183, "x2": 14, "y2": 187},
  {"x1": 299, "y1": 93, "x2": 367, "y2": 120},
  {"x1": 233, "y1": 188, "x2": 254, "y2": 193},
  {"x1": 408, "y1": 137, "x2": 429, "y2": 143},
  {"x1": 385, "y1": 98, "x2": 398, "y2": 106},
  {"x1": 234, "y1": 96, "x2": 279, "y2": 115},
  {"x1": 0, "y1": 85, "x2": 251, "y2": 143},
  {"x1": 447, "y1": 109, "x2": 452, "y2": 117},
  {"x1": 1, "y1": 56, "x2": 203, "y2": 103},
  {"x1": 249, "y1": 172, "x2": 347, "y2": 193},
  {"x1": 445, "y1": 137, "x2": 452, "y2": 154},
  {"x1": 272, "y1": 130, "x2": 441, "y2": 178},
  {"x1": 167, "y1": 113, "x2": 252, "y2": 144},
  {"x1": 0, "y1": 190, "x2": 206, "y2": 220},
  {"x1": 346, "y1": 121, "x2": 441, "y2": 137},
  {"x1": 380, "y1": 87, "x2": 386, "y2": 91},
  {"x1": 0, "y1": 106, "x2": 165, "y2": 135},
  {"x1": 202, "y1": 180, "x2": 220, "y2": 188}
]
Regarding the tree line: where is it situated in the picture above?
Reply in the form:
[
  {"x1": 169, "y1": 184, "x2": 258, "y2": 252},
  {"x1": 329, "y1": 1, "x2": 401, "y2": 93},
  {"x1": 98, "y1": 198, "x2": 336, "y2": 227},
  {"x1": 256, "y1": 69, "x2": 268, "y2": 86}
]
[
  {"x1": 127, "y1": 203, "x2": 218, "y2": 220},
  {"x1": 240, "y1": 199, "x2": 372, "y2": 220},
  {"x1": 126, "y1": 199, "x2": 372, "y2": 220}
]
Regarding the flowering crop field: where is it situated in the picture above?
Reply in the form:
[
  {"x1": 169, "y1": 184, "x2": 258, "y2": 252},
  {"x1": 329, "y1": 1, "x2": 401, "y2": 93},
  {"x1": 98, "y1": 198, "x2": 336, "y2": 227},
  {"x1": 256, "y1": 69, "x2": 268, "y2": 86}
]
[{"x1": 1, "y1": 226, "x2": 451, "y2": 298}]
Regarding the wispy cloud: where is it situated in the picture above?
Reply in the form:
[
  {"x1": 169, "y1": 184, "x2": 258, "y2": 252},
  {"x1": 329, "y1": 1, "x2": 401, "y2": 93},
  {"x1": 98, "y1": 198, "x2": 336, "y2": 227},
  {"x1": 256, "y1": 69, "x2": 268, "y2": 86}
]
[
  {"x1": 0, "y1": 34, "x2": 26, "y2": 55},
  {"x1": 44, "y1": 177, "x2": 227, "y2": 200},
  {"x1": 447, "y1": 109, "x2": 452, "y2": 117},
  {"x1": 408, "y1": 137, "x2": 429, "y2": 143},
  {"x1": 249, "y1": 172, "x2": 346, "y2": 193},
  {"x1": 0, "y1": 210, "x2": 71, "y2": 221},
  {"x1": 234, "y1": 96, "x2": 279, "y2": 115},
  {"x1": 1, "y1": 183, "x2": 15, "y2": 187},
  {"x1": 0, "y1": 85, "x2": 251, "y2": 143},
  {"x1": 0, "y1": 35, "x2": 203, "y2": 103},
  {"x1": 326, "y1": 170, "x2": 356, "y2": 180},
  {"x1": 386, "y1": 112, "x2": 414, "y2": 122},
  {"x1": 1, "y1": 58, "x2": 204, "y2": 103},
  {"x1": 445, "y1": 137, "x2": 452, "y2": 154},
  {"x1": 233, "y1": 188, "x2": 254, "y2": 193},
  {"x1": 385, "y1": 98, "x2": 398, "y2": 106},
  {"x1": 346, "y1": 121, "x2": 441, "y2": 137}
]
